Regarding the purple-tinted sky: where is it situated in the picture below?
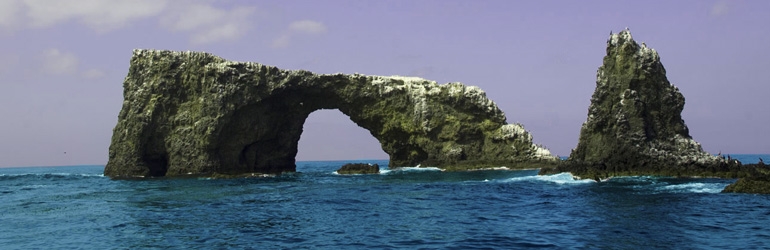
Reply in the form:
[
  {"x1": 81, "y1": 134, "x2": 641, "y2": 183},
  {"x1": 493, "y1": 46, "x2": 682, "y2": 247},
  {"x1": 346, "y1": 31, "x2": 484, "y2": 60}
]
[{"x1": 0, "y1": 0, "x2": 768, "y2": 167}]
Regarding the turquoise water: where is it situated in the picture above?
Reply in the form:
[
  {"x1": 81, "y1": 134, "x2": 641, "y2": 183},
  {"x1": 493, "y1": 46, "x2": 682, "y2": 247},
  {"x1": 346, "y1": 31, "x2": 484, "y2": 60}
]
[{"x1": 1, "y1": 155, "x2": 769, "y2": 249}]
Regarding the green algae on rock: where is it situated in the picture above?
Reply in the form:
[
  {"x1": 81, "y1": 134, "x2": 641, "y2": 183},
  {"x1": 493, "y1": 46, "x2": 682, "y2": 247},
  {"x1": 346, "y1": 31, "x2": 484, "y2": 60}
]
[
  {"x1": 104, "y1": 50, "x2": 557, "y2": 178},
  {"x1": 723, "y1": 178, "x2": 770, "y2": 194},
  {"x1": 540, "y1": 29, "x2": 727, "y2": 179},
  {"x1": 722, "y1": 163, "x2": 770, "y2": 194}
]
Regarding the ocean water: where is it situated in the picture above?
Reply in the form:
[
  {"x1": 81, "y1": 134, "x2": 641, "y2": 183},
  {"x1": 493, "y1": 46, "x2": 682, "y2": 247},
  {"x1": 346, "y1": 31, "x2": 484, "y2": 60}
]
[{"x1": 2, "y1": 155, "x2": 770, "y2": 249}]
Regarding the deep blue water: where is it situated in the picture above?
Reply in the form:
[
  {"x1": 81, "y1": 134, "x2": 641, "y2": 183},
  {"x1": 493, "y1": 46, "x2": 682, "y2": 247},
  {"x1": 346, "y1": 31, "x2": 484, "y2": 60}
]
[{"x1": 2, "y1": 155, "x2": 770, "y2": 249}]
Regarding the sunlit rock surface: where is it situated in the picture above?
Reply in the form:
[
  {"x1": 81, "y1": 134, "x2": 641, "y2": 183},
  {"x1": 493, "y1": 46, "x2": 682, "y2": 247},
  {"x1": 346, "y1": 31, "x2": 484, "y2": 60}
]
[{"x1": 104, "y1": 50, "x2": 556, "y2": 177}]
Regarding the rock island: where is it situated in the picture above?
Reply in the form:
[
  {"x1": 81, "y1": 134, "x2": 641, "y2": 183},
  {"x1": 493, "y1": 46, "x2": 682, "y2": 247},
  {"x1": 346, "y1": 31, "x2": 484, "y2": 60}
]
[
  {"x1": 539, "y1": 29, "x2": 770, "y2": 194},
  {"x1": 104, "y1": 50, "x2": 557, "y2": 177}
]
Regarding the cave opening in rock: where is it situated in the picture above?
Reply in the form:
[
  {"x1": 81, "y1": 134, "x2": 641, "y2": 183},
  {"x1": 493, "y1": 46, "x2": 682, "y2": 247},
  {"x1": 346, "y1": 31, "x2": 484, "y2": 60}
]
[
  {"x1": 297, "y1": 109, "x2": 388, "y2": 162},
  {"x1": 144, "y1": 154, "x2": 168, "y2": 177}
]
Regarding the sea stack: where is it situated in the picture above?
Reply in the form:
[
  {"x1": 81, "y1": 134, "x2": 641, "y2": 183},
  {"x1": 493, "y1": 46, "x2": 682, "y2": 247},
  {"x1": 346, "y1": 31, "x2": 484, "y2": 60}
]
[
  {"x1": 545, "y1": 30, "x2": 725, "y2": 179},
  {"x1": 105, "y1": 50, "x2": 557, "y2": 178}
]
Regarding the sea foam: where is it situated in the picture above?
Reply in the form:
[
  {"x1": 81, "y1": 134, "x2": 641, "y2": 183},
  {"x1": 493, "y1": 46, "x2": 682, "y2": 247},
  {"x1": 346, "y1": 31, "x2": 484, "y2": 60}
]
[
  {"x1": 0, "y1": 173, "x2": 105, "y2": 181},
  {"x1": 604, "y1": 176, "x2": 729, "y2": 194},
  {"x1": 501, "y1": 172, "x2": 596, "y2": 185},
  {"x1": 657, "y1": 182, "x2": 728, "y2": 194},
  {"x1": 380, "y1": 166, "x2": 443, "y2": 174}
]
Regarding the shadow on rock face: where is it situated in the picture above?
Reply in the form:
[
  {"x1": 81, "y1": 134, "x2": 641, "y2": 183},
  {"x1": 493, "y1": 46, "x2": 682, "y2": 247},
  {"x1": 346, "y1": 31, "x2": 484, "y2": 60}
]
[
  {"x1": 548, "y1": 29, "x2": 726, "y2": 179},
  {"x1": 537, "y1": 29, "x2": 770, "y2": 194},
  {"x1": 104, "y1": 50, "x2": 557, "y2": 178}
]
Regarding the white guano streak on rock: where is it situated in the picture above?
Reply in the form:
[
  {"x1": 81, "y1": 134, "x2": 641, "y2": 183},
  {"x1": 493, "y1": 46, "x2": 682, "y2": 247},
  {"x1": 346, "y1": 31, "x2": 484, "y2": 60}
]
[
  {"x1": 368, "y1": 75, "x2": 436, "y2": 131},
  {"x1": 532, "y1": 146, "x2": 554, "y2": 159},
  {"x1": 609, "y1": 30, "x2": 660, "y2": 72},
  {"x1": 497, "y1": 123, "x2": 556, "y2": 160},
  {"x1": 603, "y1": 31, "x2": 725, "y2": 165},
  {"x1": 371, "y1": 75, "x2": 500, "y2": 114},
  {"x1": 609, "y1": 29, "x2": 633, "y2": 46},
  {"x1": 134, "y1": 50, "x2": 513, "y2": 138},
  {"x1": 496, "y1": 124, "x2": 530, "y2": 142},
  {"x1": 369, "y1": 75, "x2": 505, "y2": 132}
]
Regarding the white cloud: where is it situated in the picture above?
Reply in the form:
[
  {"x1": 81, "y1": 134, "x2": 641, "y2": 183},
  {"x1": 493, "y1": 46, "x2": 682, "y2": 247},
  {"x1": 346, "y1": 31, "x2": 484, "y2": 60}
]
[
  {"x1": 289, "y1": 20, "x2": 327, "y2": 34},
  {"x1": 273, "y1": 20, "x2": 327, "y2": 48},
  {"x1": 82, "y1": 69, "x2": 106, "y2": 79},
  {"x1": 42, "y1": 49, "x2": 78, "y2": 75},
  {"x1": 22, "y1": 0, "x2": 168, "y2": 32},
  {"x1": 0, "y1": 53, "x2": 20, "y2": 76},
  {"x1": 161, "y1": 4, "x2": 226, "y2": 31},
  {"x1": 272, "y1": 34, "x2": 292, "y2": 48},
  {"x1": 40, "y1": 49, "x2": 106, "y2": 79},
  {"x1": 408, "y1": 66, "x2": 435, "y2": 78},
  {"x1": 710, "y1": 1, "x2": 729, "y2": 17},
  {"x1": 1, "y1": 0, "x2": 256, "y2": 45},
  {"x1": 161, "y1": 4, "x2": 255, "y2": 45},
  {"x1": 191, "y1": 22, "x2": 240, "y2": 45},
  {"x1": 0, "y1": 0, "x2": 22, "y2": 29}
]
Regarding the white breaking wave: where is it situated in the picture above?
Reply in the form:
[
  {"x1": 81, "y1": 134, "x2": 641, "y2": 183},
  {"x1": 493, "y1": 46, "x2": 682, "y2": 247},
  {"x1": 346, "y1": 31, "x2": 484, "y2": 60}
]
[
  {"x1": 51, "y1": 173, "x2": 105, "y2": 177},
  {"x1": 604, "y1": 176, "x2": 729, "y2": 194},
  {"x1": 380, "y1": 166, "x2": 443, "y2": 174},
  {"x1": 0, "y1": 173, "x2": 105, "y2": 178},
  {"x1": 500, "y1": 172, "x2": 596, "y2": 185},
  {"x1": 658, "y1": 182, "x2": 728, "y2": 194},
  {"x1": 331, "y1": 170, "x2": 381, "y2": 175}
]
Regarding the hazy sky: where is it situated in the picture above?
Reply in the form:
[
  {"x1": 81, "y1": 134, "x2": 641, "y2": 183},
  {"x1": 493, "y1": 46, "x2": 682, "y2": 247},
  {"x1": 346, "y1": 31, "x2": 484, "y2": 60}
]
[{"x1": 1, "y1": 0, "x2": 768, "y2": 167}]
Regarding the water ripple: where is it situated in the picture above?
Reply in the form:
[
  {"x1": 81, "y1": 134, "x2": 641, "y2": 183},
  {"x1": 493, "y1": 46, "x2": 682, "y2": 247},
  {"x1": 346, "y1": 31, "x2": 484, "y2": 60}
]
[{"x1": 1, "y1": 164, "x2": 769, "y2": 249}]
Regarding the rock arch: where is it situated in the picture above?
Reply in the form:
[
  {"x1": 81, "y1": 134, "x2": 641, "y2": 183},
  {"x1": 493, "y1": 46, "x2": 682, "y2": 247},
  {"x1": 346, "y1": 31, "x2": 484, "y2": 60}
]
[
  {"x1": 297, "y1": 109, "x2": 387, "y2": 161},
  {"x1": 104, "y1": 50, "x2": 556, "y2": 177}
]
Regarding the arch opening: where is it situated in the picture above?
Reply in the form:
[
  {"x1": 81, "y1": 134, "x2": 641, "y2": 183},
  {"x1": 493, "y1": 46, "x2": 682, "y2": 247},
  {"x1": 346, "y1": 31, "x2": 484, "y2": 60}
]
[
  {"x1": 104, "y1": 50, "x2": 558, "y2": 178},
  {"x1": 297, "y1": 109, "x2": 388, "y2": 162}
]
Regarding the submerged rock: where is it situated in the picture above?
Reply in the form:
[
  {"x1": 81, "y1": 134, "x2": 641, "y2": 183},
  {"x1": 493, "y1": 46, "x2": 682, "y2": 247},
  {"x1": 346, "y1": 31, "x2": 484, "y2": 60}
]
[
  {"x1": 105, "y1": 50, "x2": 557, "y2": 178},
  {"x1": 540, "y1": 29, "x2": 727, "y2": 179},
  {"x1": 337, "y1": 163, "x2": 380, "y2": 175}
]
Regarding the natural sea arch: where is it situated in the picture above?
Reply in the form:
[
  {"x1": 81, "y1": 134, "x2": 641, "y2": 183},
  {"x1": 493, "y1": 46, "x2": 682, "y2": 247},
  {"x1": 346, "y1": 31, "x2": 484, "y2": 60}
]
[
  {"x1": 296, "y1": 109, "x2": 388, "y2": 161},
  {"x1": 104, "y1": 50, "x2": 556, "y2": 178}
]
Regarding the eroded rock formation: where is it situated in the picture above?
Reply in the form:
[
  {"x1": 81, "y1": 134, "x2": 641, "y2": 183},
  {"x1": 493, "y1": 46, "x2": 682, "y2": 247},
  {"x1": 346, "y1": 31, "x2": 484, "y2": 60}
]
[
  {"x1": 540, "y1": 30, "x2": 727, "y2": 179},
  {"x1": 105, "y1": 50, "x2": 556, "y2": 177}
]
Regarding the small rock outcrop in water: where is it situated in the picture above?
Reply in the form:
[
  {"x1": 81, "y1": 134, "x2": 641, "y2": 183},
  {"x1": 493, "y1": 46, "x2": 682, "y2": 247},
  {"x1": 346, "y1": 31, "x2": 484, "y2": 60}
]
[
  {"x1": 722, "y1": 163, "x2": 770, "y2": 194},
  {"x1": 540, "y1": 30, "x2": 728, "y2": 179},
  {"x1": 104, "y1": 50, "x2": 557, "y2": 177},
  {"x1": 337, "y1": 163, "x2": 380, "y2": 175}
]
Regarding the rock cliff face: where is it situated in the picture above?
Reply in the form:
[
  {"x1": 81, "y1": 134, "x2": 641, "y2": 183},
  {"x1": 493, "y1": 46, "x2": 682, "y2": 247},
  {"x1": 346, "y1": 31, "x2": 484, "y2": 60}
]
[
  {"x1": 105, "y1": 50, "x2": 556, "y2": 177},
  {"x1": 542, "y1": 30, "x2": 726, "y2": 178}
]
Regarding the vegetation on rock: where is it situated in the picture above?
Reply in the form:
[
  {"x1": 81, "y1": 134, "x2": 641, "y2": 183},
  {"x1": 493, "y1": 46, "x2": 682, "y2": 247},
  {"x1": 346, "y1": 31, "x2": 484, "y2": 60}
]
[
  {"x1": 539, "y1": 29, "x2": 770, "y2": 194},
  {"x1": 105, "y1": 50, "x2": 557, "y2": 178},
  {"x1": 567, "y1": 29, "x2": 724, "y2": 171},
  {"x1": 722, "y1": 163, "x2": 770, "y2": 194},
  {"x1": 104, "y1": 34, "x2": 769, "y2": 194}
]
